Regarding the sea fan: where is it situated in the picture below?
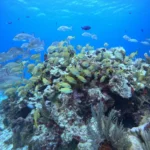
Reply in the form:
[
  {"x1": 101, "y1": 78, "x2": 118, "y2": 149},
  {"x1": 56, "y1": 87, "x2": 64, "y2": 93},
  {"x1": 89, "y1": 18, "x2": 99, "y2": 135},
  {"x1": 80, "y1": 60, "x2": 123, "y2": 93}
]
[
  {"x1": 87, "y1": 102, "x2": 131, "y2": 150},
  {"x1": 142, "y1": 130, "x2": 150, "y2": 150},
  {"x1": 136, "y1": 130, "x2": 150, "y2": 150}
]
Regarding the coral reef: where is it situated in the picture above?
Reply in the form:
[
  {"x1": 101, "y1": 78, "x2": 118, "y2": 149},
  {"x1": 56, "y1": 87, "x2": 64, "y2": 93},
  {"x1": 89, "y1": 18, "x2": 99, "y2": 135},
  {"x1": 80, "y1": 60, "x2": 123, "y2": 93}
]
[{"x1": 0, "y1": 38, "x2": 150, "y2": 150}]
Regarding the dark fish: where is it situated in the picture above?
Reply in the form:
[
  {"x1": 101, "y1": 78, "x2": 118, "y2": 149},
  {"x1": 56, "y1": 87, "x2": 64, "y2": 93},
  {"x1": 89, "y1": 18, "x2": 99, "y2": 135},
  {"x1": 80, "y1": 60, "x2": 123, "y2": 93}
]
[
  {"x1": 7, "y1": 21, "x2": 12, "y2": 24},
  {"x1": 18, "y1": 18, "x2": 20, "y2": 21},
  {"x1": 26, "y1": 16, "x2": 30, "y2": 18},
  {"x1": 141, "y1": 29, "x2": 144, "y2": 32},
  {"x1": 81, "y1": 26, "x2": 91, "y2": 30}
]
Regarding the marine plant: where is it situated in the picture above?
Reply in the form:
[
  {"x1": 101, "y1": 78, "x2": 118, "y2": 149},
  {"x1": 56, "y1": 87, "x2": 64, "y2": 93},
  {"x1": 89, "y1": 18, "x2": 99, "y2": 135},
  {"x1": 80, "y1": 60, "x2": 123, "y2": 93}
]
[
  {"x1": 135, "y1": 130, "x2": 150, "y2": 150},
  {"x1": 141, "y1": 130, "x2": 150, "y2": 150},
  {"x1": 88, "y1": 102, "x2": 131, "y2": 150}
]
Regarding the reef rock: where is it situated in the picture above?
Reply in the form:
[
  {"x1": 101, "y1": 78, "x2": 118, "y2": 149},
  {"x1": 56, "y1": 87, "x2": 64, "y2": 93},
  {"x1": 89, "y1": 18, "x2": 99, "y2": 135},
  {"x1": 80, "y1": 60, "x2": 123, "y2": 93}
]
[{"x1": 109, "y1": 75, "x2": 132, "y2": 98}]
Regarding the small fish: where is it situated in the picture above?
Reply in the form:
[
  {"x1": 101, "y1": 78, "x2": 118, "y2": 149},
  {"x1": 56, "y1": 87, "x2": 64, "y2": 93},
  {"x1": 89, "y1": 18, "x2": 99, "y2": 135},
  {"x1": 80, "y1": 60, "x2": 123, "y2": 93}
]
[
  {"x1": 18, "y1": 18, "x2": 20, "y2": 21},
  {"x1": 141, "y1": 41, "x2": 150, "y2": 45},
  {"x1": 129, "y1": 51, "x2": 138, "y2": 59},
  {"x1": 26, "y1": 15, "x2": 30, "y2": 18},
  {"x1": 7, "y1": 47, "x2": 24, "y2": 57},
  {"x1": 104, "y1": 42, "x2": 109, "y2": 47},
  {"x1": 81, "y1": 26, "x2": 91, "y2": 30},
  {"x1": 123, "y1": 35, "x2": 130, "y2": 40},
  {"x1": 27, "y1": 38, "x2": 44, "y2": 52},
  {"x1": 141, "y1": 29, "x2": 144, "y2": 32},
  {"x1": 67, "y1": 36, "x2": 75, "y2": 41},
  {"x1": 33, "y1": 109, "x2": 40, "y2": 128},
  {"x1": 13, "y1": 33, "x2": 35, "y2": 41},
  {"x1": 82, "y1": 32, "x2": 92, "y2": 37},
  {"x1": 82, "y1": 32, "x2": 97, "y2": 40},
  {"x1": 91, "y1": 34, "x2": 98, "y2": 40},
  {"x1": 57, "y1": 26, "x2": 72, "y2": 31},
  {"x1": 128, "y1": 38, "x2": 138, "y2": 43}
]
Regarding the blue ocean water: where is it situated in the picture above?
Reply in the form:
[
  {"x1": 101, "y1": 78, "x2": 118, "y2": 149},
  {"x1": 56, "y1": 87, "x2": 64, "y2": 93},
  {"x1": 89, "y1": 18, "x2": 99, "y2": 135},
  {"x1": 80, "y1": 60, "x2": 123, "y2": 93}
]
[
  {"x1": 0, "y1": 92, "x2": 7, "y2": 102},
  {"x1": 0, "y1": 0, "x2": 149, "y2": 57}
]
